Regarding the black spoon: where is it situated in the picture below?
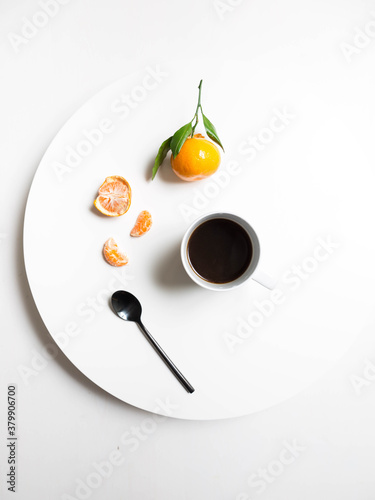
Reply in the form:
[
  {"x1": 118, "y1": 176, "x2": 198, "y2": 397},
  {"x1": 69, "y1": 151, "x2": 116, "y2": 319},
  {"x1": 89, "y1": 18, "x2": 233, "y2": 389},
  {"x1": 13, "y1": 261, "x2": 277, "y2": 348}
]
[{"x1": 111, "y1": 291, "x2": 195, "y2": 394}]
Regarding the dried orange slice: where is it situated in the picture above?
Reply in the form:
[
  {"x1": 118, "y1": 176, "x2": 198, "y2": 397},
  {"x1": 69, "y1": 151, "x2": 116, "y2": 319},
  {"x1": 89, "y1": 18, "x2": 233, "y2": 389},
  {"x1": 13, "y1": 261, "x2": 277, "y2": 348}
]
[
  {"x1": 103, "y1": 238, "x2": 128, "y2": 267},
  {"x1": 130, "y1": 210, "x2": 152, "y2": 237},
  {"x1": 94, "y1": 176, "x2": 131, "y2": 216}
]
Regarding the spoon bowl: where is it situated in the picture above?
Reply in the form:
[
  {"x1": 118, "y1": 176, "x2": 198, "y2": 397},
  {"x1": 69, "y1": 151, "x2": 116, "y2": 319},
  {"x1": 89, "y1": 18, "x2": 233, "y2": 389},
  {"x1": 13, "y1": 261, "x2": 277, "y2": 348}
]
[{"x1": 112, "y1": 290, "x2": 142, "y2": 322}]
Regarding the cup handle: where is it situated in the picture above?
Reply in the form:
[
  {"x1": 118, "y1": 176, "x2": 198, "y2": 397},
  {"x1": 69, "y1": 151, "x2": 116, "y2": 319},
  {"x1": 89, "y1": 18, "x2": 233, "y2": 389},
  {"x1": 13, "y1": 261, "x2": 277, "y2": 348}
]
[{"x1": 251, "y1": 269, "x2": 277, "y2": 290}]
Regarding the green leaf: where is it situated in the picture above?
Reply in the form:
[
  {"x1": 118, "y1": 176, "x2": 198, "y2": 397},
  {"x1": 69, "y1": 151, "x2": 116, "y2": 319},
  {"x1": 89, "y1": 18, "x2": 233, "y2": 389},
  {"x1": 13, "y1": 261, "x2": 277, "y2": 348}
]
[
  {"x1": 202, "y1": 112, "x2": 224, "y2": 152},
  {"x1": 170, "y1": 122, "x2": 193, "y2": 158},
  {"x1": 152, "y1": 136, "x2": 172, "y2": 180}
]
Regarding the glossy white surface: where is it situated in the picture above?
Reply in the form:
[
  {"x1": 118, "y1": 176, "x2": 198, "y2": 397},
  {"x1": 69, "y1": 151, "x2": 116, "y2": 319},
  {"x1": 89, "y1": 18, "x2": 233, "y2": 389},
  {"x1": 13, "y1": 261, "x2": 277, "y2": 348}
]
[
  {"x1": 2, "y1": 0, "x2": 375, "y2": 497},
  {"x1": 23, "y1": 59, "x2": 375, "y2": 420}
]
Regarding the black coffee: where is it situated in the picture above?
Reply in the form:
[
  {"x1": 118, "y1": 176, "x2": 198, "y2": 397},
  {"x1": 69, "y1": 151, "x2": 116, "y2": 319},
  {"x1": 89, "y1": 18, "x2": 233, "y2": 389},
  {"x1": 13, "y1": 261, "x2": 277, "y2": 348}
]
[{"x1": 187, "y1": 218, "x2": 253, "y2": 284}]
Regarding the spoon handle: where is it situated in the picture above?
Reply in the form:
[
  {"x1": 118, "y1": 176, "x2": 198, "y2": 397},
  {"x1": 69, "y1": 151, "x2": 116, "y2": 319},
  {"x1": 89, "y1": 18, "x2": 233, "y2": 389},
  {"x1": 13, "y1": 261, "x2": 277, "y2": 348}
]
[{"x1": 138, "y1": 321, "x2": 195, "y2": 394}]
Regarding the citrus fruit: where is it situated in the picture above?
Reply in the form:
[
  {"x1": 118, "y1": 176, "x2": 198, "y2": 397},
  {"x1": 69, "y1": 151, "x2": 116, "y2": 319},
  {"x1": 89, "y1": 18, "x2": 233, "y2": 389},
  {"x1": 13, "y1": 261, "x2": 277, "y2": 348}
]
[
  {"x1": 152, "y1": 81, "x2": 225, "y2": 180},
  {"x1": 94, "y1": 176, "x2": 131, "y2": 216},
  {"x1": 170, "y1": 135, "x2": 221, "y2": 181},
  {"x1": 130, "y1": 211, "x2": 152, "y2": 237},
  {"x1": 103, "y1": 238, "x2": 128, "y2": 267}
]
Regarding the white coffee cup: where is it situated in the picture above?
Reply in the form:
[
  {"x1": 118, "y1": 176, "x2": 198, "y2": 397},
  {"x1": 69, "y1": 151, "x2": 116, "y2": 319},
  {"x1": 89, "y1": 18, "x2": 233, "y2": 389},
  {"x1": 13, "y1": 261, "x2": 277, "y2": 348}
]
[{"x1": 180, "y1": 212, "x2": 276, "y2": 291}]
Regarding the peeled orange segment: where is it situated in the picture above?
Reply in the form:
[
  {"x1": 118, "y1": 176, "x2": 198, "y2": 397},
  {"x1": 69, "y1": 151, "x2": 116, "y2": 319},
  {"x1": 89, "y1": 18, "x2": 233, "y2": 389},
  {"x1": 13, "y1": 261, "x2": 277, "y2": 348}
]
[
  {"x1": 130, "y1": 211, "x2": 152, "y2": 237},
  {"x1": 94, "y1": 176, "x2": 131, "y2": 216},
  {"x1": 103, "y1": 238, "x2": 128, "y2": 267}
]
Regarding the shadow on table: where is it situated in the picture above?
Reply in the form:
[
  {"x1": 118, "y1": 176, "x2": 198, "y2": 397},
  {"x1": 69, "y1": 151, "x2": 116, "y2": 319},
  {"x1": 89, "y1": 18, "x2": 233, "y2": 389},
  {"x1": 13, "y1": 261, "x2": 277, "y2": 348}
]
[
  {"x1": 144, "y1": 154, "x2": 186, "y2": 184},
  {"x1": 152, "y1": 240, "x2": 196, "y2": 290}
]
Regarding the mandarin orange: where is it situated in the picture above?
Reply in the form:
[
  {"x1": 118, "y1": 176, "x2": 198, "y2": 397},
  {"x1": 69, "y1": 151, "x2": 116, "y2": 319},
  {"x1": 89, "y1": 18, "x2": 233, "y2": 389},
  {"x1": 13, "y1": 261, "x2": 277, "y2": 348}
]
[
  {"x1": 170, "y1": 135, "x2": 221, "y2": 181},
  {"x1": 94, "y1": 176, "x2": 131, "y2": 216},
  {"x1": 103, "y1": 238, "x2": 128, "y2": 267},
  {"x1": 130, "y1": 211, "x2": 152, "y2": 237}
]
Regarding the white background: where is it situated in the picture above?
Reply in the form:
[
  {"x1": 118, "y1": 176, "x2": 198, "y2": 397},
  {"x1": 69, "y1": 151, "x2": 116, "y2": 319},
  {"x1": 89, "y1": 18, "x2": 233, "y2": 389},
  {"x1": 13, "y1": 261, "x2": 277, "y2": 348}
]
[{"x1": 2, "y1": 0, "x2": 375, "y2": 498}]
